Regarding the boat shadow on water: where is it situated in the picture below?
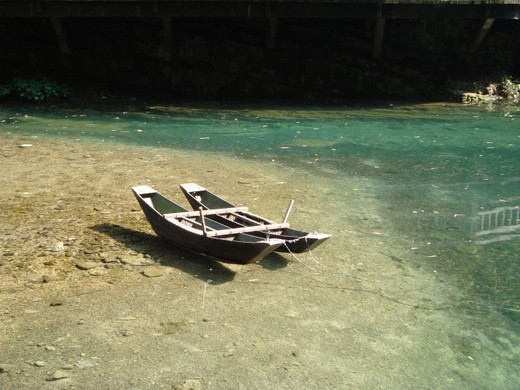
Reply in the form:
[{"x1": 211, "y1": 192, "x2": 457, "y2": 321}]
[{"x1": 90, "y1": 223, "x2": 289, "y2": 284}]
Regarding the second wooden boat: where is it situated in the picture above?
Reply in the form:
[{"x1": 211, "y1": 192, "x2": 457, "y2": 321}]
[{"x1": 179, "y1": 183, "x2": 331, "y2": 253}]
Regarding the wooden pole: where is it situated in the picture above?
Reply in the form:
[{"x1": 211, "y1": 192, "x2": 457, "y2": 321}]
[
  {"x1": 372, "y1": 17, "x2": 386, "y2": 59},
  {"x1": 469, "y1": 18, "x2": 495, "y2": 54},
  {"x1": 266, "y1": 17, "x2": 278, "y2": 49},
  {"x1": 50, "y1": 18, "x2": 70, "y2": 54},
  {"x1": 282, "y1": 199, "x2": 294, "y2": 224},
  {"x1": 199, "y1": 207, "x2": 207, "y2": 236}
]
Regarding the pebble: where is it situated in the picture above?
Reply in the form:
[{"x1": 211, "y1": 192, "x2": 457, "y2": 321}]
[
  {"x1": 41, "y1": 275, "x2": 54, "y2": 283},
  {"x1": 223, "y1": 349, "x2": 235, "y2": 357},
  {"x1": 75, "y1": 261, "x2": 99, "y2": 270},
  {"x1": 174, "y1": 379, "x2": 203, "y2": 390},
  {"x1": 74, "y1": 358, "x2": 97, "y2": 370},
  {"x1": 142, "y1": 267, "x2": 164, "y2": 278},
  {"x1": 48, "y1": 369, "x2": 71, "y2": 381},
  {"x1": 0, "y1": 363, "x2": 14, "y2": 373},
  {"x1": 88, "y1": 268, "x2": 106, "y2": 276},
  {"x1": 51, "y1": 242, "x2": 64, "y2": 252},
  {"x1": 33, "y1": 361, "x2": 46, "y2": 367},
  {"x1": 102, "y1": 255, "x2": 120, "y2": 263},
  {"x1": 119, "y1": 255, "x2": 154, "y2": 266}
]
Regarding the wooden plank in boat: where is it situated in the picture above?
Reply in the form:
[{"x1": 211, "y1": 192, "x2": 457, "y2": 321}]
[
  {"x1": 205, "y1": 223, "x2": 289, "y2": 237},
  {"x1": 163, "y1": 206, "x2": 248, "y2": 219}
]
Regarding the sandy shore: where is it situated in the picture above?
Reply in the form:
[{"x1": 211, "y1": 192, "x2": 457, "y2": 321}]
[{"x1": 1, "y1": 134, "x2": 519, "y2": 389}]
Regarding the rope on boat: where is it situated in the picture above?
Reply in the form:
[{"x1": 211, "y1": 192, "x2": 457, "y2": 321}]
[
  {"x1": 282, "y1": 238, "x2": 409, "y2": 305},
  {"x1": 281, "y1": 240, "x2": 520, "y2": 314},
  {"x1": 282, "y1": 238, "x2": 365, "y2": 282}
]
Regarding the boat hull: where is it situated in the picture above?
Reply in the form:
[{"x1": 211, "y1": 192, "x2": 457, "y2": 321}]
[
  {"x1": 132, "y1": 186, "x2": 283, "y2": 264},
  {"x1": 180, "y1": 183, "x2": 331, "y2": 253}
]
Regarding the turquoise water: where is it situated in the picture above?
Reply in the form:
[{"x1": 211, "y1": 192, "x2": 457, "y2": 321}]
[{"x1": 3, "y1": 102, "x2": 520, "y2": 326}]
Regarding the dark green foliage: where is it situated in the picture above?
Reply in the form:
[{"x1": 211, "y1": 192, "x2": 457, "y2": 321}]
[
  {"x1": 0, "y1": 78, "x2": 72, "y2": 101},
  {"x1": 0, "y1": 83, "x2": 12, "y2": 97}
]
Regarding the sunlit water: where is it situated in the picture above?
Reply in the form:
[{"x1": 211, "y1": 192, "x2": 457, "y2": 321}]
[{"x1": 2, "y1": 101, "x2": 519, "y2": 383}]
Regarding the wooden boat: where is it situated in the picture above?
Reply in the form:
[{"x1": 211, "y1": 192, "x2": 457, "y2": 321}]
[
  {"x1": 132, "y1": 185, "x2": 284, "y2": 264},
  {"x1": 179, "y1": 183, "x2": 331, "y2": 253}
]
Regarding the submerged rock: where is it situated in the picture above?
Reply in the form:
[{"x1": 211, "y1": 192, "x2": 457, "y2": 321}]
[
  {"x1": 0, "y1": 363, "x2": 14, "y2": 373},
  {"x1": 142, "y1": 267, "x2": 164, "y2": 278},
  {"x1": 74, "y1": 359, "x2": 97, "y2": 370},
  {"x1": 48, "y1": 369, "x2": 71, "y2": 381},
  {"x1": 51, "y1": 242, "x2": 65, "y2": 252},
  {"x1": 119, "y1": 255, "x2": 154, "y2": 266}
]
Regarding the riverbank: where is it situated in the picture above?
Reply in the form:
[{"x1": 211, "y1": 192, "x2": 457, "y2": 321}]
[{"x1": 1, "y1": 131, "x2": 519, "y2": 389}]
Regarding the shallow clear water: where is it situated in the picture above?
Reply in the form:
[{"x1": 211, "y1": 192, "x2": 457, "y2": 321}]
[{"x1": 2, "y1": 102, "x2": 519, "y2": 324}]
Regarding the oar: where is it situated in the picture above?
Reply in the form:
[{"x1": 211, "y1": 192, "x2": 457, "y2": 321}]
[{"x1": 282, "y1": 199, "x2": 294, "y2": 224}]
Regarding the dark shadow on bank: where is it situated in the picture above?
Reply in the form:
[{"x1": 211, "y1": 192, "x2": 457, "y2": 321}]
[
  {"x1": 256, "y1": 253, "x2": 289, "y2": 271},
  {"x1": 90, "y1": 223, "x2": 289, "y2": 283},
  {"x1": 91, "y1": 223, "x2": 234, "y2": 284}
]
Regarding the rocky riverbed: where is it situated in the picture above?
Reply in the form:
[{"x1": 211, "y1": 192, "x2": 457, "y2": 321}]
[{"x1": 1, "y1": 133, "x2": 519, "y2": 389}]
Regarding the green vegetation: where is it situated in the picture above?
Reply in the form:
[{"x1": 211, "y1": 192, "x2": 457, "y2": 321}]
[
  {"x1": 0, "y1": 78, "x2": 72, "y2": 101},
  {"x1": 501, "y1": 76, "x2": 520, "y2": 102}
]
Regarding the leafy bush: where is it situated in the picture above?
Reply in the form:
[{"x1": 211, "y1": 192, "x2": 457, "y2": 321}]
[
  {"x1": 0, "y1": 78, "x2": 72, "y2": 101},
  {"x1": 0, "y1": 86, "x2": 10, "y2": 98},
  {"x1": 501, "y1": 76, "x2": 520, "y2": 102}
]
